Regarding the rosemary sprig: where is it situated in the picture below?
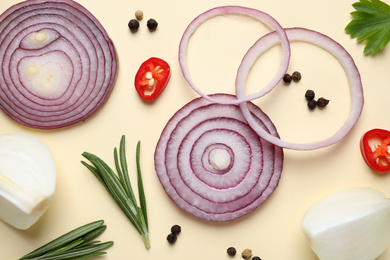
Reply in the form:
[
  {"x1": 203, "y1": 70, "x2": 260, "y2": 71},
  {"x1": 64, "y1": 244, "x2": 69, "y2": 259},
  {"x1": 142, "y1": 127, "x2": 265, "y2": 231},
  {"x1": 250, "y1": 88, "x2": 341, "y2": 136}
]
[
  {"x1": 19, "y1": 220, "x2": 113, "y2": 260},
  {"x1": 81, "y1": 136, "x2": 150, "y2": 249}
]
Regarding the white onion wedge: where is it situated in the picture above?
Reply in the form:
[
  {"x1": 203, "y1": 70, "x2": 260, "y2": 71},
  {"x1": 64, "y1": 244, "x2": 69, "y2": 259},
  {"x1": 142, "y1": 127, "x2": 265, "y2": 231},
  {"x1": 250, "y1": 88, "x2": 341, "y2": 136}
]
[
  {"x1": 301, "y1": 187, "x2": 390, "y2": 260},
  {"x1": 0, "y1": 133, "x2": 56, "y2": 229}
]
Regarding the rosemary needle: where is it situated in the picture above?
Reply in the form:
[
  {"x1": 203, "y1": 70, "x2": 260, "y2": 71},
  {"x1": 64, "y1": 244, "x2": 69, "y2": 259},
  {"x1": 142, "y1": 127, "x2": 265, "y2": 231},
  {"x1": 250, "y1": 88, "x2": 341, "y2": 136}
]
[
  {"x1": 19, "y1": 220, "x2": 113, "y2": 260},
  {"x1": 81, "y1": 135, "x2": 150, "y2": 249}
]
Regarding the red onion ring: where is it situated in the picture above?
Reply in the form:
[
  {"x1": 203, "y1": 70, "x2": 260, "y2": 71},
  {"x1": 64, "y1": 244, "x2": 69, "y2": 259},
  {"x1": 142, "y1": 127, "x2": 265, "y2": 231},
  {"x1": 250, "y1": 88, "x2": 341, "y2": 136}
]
[
  {"x1": 178, "y1": 5, "x2": 290, "y2": 105},
  {"x1": 236, "y1": 28, "x2": 364, "y2": 150},
  {"x1": 154, "y1": 94, "x2": 283, "y2": 222},
  {"x1": 0, "y1": 0, "x2": 117, "y2": 129}
]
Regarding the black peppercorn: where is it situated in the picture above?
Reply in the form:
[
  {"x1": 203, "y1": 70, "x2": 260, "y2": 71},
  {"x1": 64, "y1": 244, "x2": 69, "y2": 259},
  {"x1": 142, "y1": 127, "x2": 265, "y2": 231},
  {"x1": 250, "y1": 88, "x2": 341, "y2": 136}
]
[
  {"x1": 292, "y1": 71, "x2": 302, "y2": 81},
  {"x1": 147, "y1": 18, "x2": 158, "y2": 30},
  {"x1": 171, "y1": 225, "x2": 181, "y2": 235},
  {"x1": 252, "y1": 257, "x2": 262, "y2": 260},
  {"x1": 308, "y1": 99, "x2": 317, "y2": 110},
  {"x1": 227, "y1": 247, "x2": 237, "y2": 256},
  {"x1": 317, "y1": 97, "x2": 329, "y2": 108},
  {"x1": 167, "y1": 233, "x2": 177, "y2": 244},
  {"x1": 283, "y1": 73, "x2": 292, "y2": 83},
  {"x1": 128, "y1": 19, "x2": 139, "y2": 31},
  {"x1": 305, "y1": 89, "x2": 315, "y2": 101}
]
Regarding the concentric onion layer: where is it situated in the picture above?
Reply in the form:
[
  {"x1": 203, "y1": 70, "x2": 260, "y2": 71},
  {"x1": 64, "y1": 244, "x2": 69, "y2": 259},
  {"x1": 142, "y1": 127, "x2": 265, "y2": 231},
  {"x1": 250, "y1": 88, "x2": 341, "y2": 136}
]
[
  {"x1": 0, "y1": 0, "x2": 117, "y2": 129},
  {"x1": 236, "y1": 28, "x2": 364, "y2": 150},
  {"x1": 178, "y1": 5, "x2": 290, "y2": 105},
  {"x1": 154, "y1": 94, "x2": 283, "y2": 222}
]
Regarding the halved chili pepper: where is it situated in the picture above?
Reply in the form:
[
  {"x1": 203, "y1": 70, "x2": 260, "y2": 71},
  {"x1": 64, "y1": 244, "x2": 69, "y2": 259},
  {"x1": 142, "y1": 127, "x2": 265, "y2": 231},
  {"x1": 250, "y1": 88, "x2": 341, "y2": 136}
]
[
  {"x1": 134, "y1": 57, "x2": 171, "y2": 101},
  {"x1": 360, "y1": 128, "x2": 390, "y2": 172}
]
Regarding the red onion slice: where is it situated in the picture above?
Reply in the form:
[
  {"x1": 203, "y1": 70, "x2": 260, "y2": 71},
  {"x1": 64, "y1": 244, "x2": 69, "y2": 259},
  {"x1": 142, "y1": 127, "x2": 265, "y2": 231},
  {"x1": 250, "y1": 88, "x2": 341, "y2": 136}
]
[
  {"x1": 0, "y1": 0, "x2": 117, "y2": 129},
  {"x1": 178, "y1": 6, "x2": 290, "y2": 105},
  {"x1": 236, "y1": 27, "x2": 364, "y2": 150},
  {"x1": 154, "y1": 94, "x2": 283, "y2": 222}
]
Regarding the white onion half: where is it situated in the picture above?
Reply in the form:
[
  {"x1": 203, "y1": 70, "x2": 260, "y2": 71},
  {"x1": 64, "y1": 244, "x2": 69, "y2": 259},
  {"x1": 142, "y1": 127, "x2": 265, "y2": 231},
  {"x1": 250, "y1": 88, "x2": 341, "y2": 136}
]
[
  {"x1": 301, "y1": 188, "x2": 390, "y2": 260},
  {"x1": 154, "y1": 94, "x2": 283, "y2": 222},
  {"x1": 178, "y1": 5, "x2": 290, "y2": 105},
  {"x1": 0, "y1": 0, "x2": 117, "y2": 129},
  {"x1": 236, "y1": 28, "x2": 364, "y2": 150},
  {"x1": 0, "y1": 133, "x2": 56, "y2": 229}
]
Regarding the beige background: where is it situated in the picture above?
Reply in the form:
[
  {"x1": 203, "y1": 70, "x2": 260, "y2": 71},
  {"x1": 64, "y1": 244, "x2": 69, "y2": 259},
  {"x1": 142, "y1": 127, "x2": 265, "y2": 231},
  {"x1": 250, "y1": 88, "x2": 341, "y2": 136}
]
[{"x1": 1, "y1": 0, "x2": 390, "y2": 259}]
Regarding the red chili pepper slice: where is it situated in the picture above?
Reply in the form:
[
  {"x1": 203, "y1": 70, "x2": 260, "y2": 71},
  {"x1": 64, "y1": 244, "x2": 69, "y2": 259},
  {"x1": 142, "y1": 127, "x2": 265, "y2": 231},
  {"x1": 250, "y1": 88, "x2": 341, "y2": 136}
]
[
  {"x1": 134, "y1": 57, "x2": 171, "y2": 101},
  {"x1": 360, "y1": 128, "x2": 390, "y2": 172}
]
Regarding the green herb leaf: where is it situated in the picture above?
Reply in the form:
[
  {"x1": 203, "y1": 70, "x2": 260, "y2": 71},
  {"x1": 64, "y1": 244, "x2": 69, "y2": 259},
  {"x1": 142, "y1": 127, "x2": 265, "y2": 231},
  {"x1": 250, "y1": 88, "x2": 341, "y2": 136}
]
[
  {"x1": 41, "y1": 238, "x2": 85, "y2": 258},
  {"x1": 115, "y1": 136, "x2": 137, "y2": 207},
  {"x1": 29, "y1": 242, "x2": 113, "y2": 260},
  {"x1": 136, "y1": 141, "x2": 148, "y2": 231},
  {"x1": 19, "y1": 220, "x2": 113, "y2": 260},
  {"x1": 19, "y1": 220, "x2": 103, "y2": 259},
  {"x1": 81, "y1": 136, "x2": 150, "y2": 249},
  {"x1": 79, "y1": 225, "x2": 107, "y2": 243},
  {"x1": 345, "y1": 0, "x2": 390, "y2": 54},
  {"x1": 81, "y1": 153, "x2": 143, "y2": 233},
  {"x1": 67, "y1": 251, "x2": 106, "y2": 260}
]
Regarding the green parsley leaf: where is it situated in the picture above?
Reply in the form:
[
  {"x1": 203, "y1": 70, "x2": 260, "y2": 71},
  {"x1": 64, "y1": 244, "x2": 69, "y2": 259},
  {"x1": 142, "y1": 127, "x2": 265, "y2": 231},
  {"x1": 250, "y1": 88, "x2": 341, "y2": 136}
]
[{"x1": 345, "y1": 0, "x2": 390, "y2": 54}]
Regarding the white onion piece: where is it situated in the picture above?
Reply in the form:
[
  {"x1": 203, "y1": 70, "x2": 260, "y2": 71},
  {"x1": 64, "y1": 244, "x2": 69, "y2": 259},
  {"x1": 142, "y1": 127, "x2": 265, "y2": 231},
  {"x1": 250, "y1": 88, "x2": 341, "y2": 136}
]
[
  {"x1": 237, "y1": 27, "x2": 364, "y2": 150},
  {"x1": 178, "y1": 5, "x2": 290, "y2": 105},
  {"x1": 0, "y1": 133, "x2": 56, "y2": 229},
  {"x1": 0, "y1": 0, "x2": 117, "y2": 129},
  {"x1": 154, "y1": 94, "x2": 283, "y2": 222},
  {"x1": 301, "y1": 187, "x2": 390, "y2": 260}
]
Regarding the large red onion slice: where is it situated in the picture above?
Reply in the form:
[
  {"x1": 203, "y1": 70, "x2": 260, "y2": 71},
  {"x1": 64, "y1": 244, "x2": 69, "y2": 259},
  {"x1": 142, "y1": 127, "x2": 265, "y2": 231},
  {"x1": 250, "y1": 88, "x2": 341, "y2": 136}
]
[
  {"x1": 154, "y1": 94, "x2": 283, "y2": 222},
  {"x1": 178, "y1": 5, "x2": 290, "y2": 105},
  {"x1": 0, "y1": 0, "x2": 117, "y2": 129},
  {"x1": 236, "y1": 28, "x2": 364, "y2": 150}
]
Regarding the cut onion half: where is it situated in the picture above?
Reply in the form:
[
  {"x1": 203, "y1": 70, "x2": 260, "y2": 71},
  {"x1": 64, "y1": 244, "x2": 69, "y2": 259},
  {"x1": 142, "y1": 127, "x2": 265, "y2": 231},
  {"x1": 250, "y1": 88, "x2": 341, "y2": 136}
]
[
  {"x1": 236, "y1": 27, "x2": 364, "y2": 150},
  {"x1": 0, "y1": 133, "x2": 56, "y2": 229},
  {"x1": 179, "y1": 5, "x2": 290, "y2": 105},
  {"x1": 301, "y1": 187, "x2": 390, "y2": 260},
  {"x1": 154, "y1": 94, "x2": 283, "y2": 222},
  {"x1": 0, "y1": 0, "x2": 117, "y2": 129}
]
